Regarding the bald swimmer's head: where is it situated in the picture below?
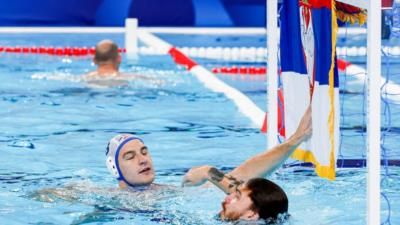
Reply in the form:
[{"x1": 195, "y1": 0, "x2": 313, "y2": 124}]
[{"x1": 94, "y1": 40, "x2": 120, "y2": 65}]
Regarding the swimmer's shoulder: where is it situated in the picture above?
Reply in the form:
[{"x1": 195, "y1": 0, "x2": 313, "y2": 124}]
[
  {"x1": 126, "y1": 183, "x2": 177, "y2": 192},
  {"x1": 118, "y1": 73, "x2": 160, "y2": 81},
  {"x1": 151, "y1": 183, "x2": 177, "y2": 190},
  {"x1": 84, "y1": 71, "x2": 121, "y2": 80},
  {"x1": 84, "y1": 71, "x2": 98, "y2": 78}
]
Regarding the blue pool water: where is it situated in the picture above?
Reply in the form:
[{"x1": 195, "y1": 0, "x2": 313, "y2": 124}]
[{"x1": 0, "y1": 33, "x2": 399, "y2": 224}]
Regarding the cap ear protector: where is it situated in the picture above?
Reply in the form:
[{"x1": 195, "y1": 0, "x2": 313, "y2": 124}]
[{"x1": 106, "y1": 134, "x2": 143, "y2": 185}]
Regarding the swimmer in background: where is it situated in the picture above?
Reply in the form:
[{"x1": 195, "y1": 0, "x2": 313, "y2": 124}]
[
  {"x1": 106, "y1": 106, "x2": 312, "y2": 222},
  {"x1": 84, "y1": 39, "x2": 159, "y2": 87}
]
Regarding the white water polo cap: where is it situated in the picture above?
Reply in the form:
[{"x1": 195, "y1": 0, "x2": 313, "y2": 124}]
[{"x1": 105, "y1": 134, "x2": 143, "y2": 181}]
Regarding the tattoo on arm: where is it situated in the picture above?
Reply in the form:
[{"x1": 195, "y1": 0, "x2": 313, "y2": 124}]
[
  {"x1": 208, "y1": 167, "x2": 225, "y2": 182},
  {"x1": 208, "y1": 167, "x2": 244, "y2": 190},
  {"x1": 225, "y1": 175, "x2": 244, "y2": 190}
]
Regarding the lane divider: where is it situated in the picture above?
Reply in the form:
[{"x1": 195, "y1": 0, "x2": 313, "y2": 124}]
[
  {"x1": 3, "y1": 46, "x2": 400, "y2": 59},
  {"x1": 212, "y1": 66, "x2": 267, "y2": 75},
  {"x1": 137, "y1": 30, "x2": 266, "y2": 127},
  {"x1": 0, "y1": 46, "x2": 126, "y2": 56}
]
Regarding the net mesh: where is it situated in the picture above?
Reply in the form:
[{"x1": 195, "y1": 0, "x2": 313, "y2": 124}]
[{"x1": 331, "y1": 21, "x2": 399, "y2": 224}]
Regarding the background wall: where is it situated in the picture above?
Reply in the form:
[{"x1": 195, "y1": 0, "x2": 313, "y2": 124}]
[{"x1": 0, "y1": 0, "x2": 266, "y2": 27}]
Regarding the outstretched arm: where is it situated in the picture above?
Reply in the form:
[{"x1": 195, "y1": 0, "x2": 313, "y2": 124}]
[
  {"x1": 182, "y1": 106, "x2": 312, "y2": 193},
  {"x1": 229, "y1": 106, "x2": 311, "y2": 182},
  {"x1": 182, "y1": 166, "x2": 244, "y2": 194}
]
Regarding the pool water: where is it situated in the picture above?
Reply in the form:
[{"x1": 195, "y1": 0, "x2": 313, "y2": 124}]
[{"x1": 0, "y1": 33, "x2": 399, "y2": 224}]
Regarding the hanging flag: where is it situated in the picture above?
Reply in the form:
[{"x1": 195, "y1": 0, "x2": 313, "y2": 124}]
[
  {"x1": 335, "y1": 1, "x2": 367, "y2": 25},
  {"x1": 280, "y1": 0, "x2": 340, "y2": 180}
]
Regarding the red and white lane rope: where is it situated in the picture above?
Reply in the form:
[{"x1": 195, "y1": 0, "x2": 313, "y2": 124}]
[
  {"x1": 137, "y1": 30, "x2": 265, "y2": 127},
  {"x1": 212, "y1": 66, "x2": 266, "y2": 75},
  {"x1": 0, "y1": 46, "x2": 125, "y2": 56},
  {"x1": 4, "y1": 45, "x2": 400, "y2": 60}
]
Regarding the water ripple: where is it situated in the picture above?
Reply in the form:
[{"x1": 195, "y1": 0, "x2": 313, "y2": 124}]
[{"x1": 8, "y1": 140, "x2": 35, "y2": 149}]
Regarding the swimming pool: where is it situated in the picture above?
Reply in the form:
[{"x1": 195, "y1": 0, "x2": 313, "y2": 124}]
[{"x1": 0, "y1": 33, "x2": 399, "y2": 224}]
